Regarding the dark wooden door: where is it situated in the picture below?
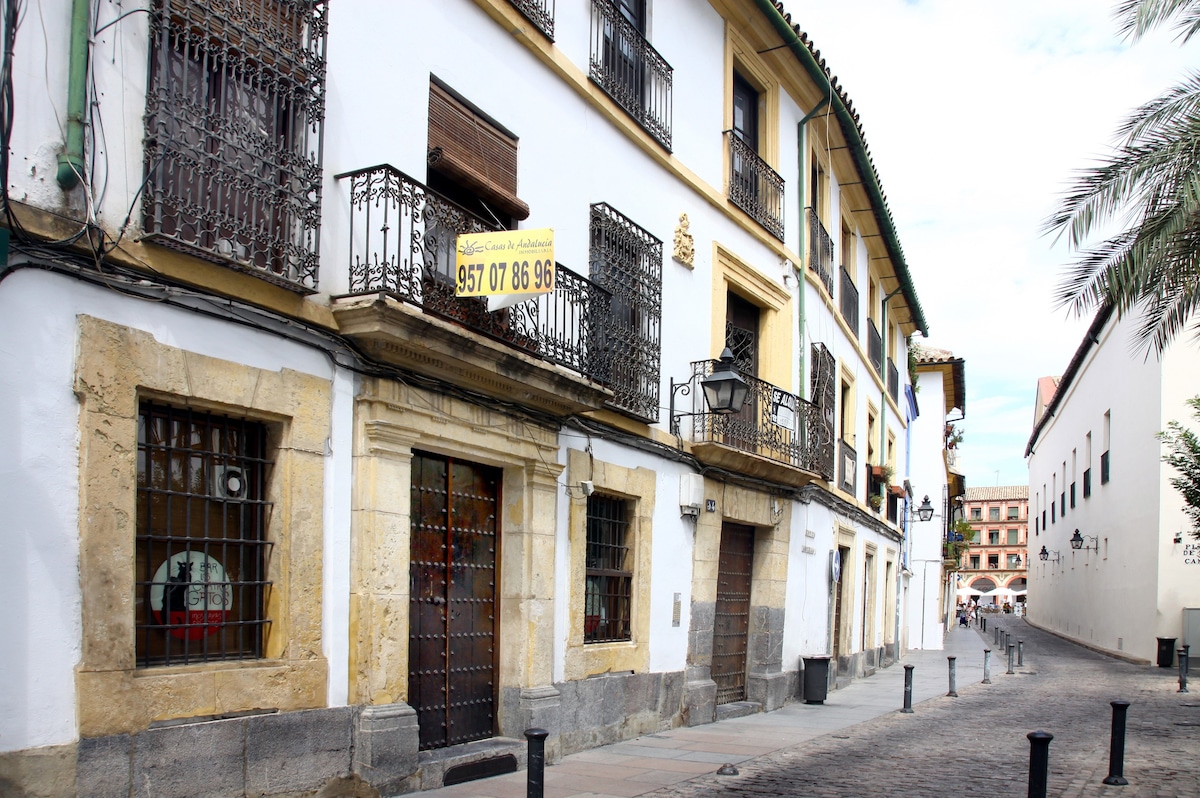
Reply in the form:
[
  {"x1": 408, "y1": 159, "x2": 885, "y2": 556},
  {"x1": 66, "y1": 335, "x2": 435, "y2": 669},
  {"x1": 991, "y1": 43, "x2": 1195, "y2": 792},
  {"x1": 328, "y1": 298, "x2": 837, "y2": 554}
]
[
  {"x1": 713, "y1": 522, "x2": 754, "y2": 705},
  {"x1": 409, "y1": 452, "x2": 500, "y2": 751}
]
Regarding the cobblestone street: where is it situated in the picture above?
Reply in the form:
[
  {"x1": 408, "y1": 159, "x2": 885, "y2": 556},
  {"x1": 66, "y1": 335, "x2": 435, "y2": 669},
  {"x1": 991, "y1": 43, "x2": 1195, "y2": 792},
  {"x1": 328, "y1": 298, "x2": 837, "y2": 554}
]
[{"x1": 642, "y1": 620, "x2": 1200, "y2": 798}]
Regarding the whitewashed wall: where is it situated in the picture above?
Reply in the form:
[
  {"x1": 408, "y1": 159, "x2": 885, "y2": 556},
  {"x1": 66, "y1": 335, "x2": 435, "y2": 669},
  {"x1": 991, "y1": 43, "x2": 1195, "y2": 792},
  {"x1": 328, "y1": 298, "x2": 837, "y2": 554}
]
[{"x1": 907, "y1": 368, "x2": 950, "y2": 649}]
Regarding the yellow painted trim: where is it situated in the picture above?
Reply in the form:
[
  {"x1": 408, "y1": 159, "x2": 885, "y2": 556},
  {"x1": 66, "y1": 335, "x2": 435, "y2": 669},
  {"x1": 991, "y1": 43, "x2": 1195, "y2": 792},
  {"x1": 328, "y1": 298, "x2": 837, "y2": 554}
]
[
  {"x1": 73, "y1": 316, "x2": 331, "y2": 736},
  {"x1": 711, "y1": 242, "x2": 791, "y2": 387}
]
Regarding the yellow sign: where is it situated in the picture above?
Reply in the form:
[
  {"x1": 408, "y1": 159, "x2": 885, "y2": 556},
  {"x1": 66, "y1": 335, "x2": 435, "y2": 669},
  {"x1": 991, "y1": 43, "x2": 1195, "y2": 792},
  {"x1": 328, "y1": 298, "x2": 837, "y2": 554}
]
[{"x1": 455, "y1": 228, "x2": 555, "y2": 297}]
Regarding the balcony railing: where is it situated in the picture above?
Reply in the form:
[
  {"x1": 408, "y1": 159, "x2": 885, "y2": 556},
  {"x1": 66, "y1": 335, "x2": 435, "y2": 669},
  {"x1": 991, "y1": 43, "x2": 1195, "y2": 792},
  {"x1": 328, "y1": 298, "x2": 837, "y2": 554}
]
[
  {"x1": 336, "y1": 164, "x2": 612, "y2": 385},
  {"x1": 728, "y1": 133, "x2": 785, "y2": 240},
  {"x1": 839, "y1": 266, "x2": 858, "y2": 338},
  {"x1": 887, "y1": 358, "x2": 899, "y2": 404},
  {"x1": 839, "y1": 439, "x2": 857, "y2": 495},
  {"x1": 807, "y1": 208, "x2": 834, "y2": 295},
  {"x1": 867, "y1": 318, "x2": 882, "y2": 375},
  {"x1": 508, "y1": 0, "x2": 554, "y2": 39},
  {"x1": 589, "y1": 0, "x2": 672, "y2": 150},
  {"x1": 679, "y1": 360, "x2": 832, "y2": 481}
]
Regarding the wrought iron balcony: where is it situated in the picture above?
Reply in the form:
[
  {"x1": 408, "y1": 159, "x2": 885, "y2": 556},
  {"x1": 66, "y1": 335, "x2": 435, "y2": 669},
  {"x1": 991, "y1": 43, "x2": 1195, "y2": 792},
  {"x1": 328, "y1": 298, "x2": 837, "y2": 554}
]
[
  {"x1": 508, "y1": 0, "x2": 554, "y2": 39},
  {"x1": 728, "y1": 134, "x2": 784, "y2": 240},
  {"x1": 678, "y1": 359, "x2": 833, "y2": 482},
  {"x1": 589, "y1": 0, "x2": 672, "y2": 150},
  {"x1": 887, "y1": 357, "x2": 899, "y2": 404},
  {"x1": 867, "y1": 318, "x2": 882, "y2": 375},
  {"x1": 334, "y1": 164, "x2": 613, "y2": 393},
  {"x1": 807, "y1": 208, "x2": 834, "y2": 295},
  {"x1": 839, "y1": 266, "x2": 859, "y2": 337}
]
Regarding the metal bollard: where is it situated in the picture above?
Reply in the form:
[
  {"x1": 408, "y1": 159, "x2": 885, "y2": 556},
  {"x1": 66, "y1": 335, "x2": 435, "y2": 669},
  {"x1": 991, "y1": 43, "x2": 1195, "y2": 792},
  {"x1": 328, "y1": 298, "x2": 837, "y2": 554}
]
[
  {"x1": 1027, "y1": 731, "x2": 1054, "y2": 798},
  {"x1": 982, "y1": 616, "x2": 987, "y2": 633},
  {"x1": 1103, "y1": 700, "x2": 1131, "y2": 786},
  {"x1": 901, "y1": 664, "x2": 915, "y2": 713},
  {"x1": 525, "y1": 728, "x2": 549, "y2": 798},
  {"x1": 947, "y1": 656, "x2": 958, "y2": 697},
  {"x1": 994, "y1": 626, "x2": 1001, "y2": 646},
  {"x1": 1007, "y1": 643, "x2": 1016, "y2": 675},
  {"x1": 1180, "y1": 648, "x2": 1190, "y2": 694},
  {"x1": 1018, "y1": 640, "x2": 1025, "y2": 667},
  {"x1": 982, "y1": 648, "x2": 992, "y2": 684}
]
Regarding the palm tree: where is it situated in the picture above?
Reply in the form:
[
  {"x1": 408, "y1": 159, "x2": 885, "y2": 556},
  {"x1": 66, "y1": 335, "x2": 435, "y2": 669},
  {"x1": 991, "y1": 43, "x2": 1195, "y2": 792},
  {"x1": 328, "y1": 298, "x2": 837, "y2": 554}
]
[{"x1": 1046, "y1": 0, "x2": 1200, "y2": 354}]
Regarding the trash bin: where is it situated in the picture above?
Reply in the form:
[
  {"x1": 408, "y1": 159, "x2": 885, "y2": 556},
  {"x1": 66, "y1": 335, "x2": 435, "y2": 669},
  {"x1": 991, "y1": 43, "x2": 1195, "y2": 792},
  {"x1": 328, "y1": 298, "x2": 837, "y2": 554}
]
[
  {"x1": 802, "y1": 656, "x2": 831, "y2": 704},
  {"x1": 1157, "y1": 637, "x2": 1177, "y2": 668}
]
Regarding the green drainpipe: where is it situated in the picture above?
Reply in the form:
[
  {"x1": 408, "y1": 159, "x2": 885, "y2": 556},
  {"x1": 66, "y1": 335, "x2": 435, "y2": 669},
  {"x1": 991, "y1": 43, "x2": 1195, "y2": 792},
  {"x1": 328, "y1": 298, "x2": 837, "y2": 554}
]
[{"x1": 56, "y1": 0, "x2": 89, "y2": 190}]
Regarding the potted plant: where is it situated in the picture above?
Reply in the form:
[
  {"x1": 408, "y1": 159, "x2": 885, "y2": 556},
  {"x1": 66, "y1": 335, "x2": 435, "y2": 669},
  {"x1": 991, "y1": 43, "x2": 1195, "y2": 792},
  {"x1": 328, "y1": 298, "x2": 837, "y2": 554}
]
[
  {"x1": 868, "y1": 494, "x2": 883, "y2": 511},
  {"x1": 881, "y1": 464, "x2": 896, "y2": 485},
  {"x1": 868, "y1": 463, "x2": 887, "y2": 481},
  {"x1": 888, "y1": 483, "x2": 906, "y2": 498}
]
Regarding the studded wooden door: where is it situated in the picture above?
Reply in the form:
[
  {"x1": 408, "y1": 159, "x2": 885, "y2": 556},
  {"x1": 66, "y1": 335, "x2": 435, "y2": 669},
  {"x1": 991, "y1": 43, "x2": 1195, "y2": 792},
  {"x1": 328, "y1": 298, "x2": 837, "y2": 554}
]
[
  {"x1": 713, "y1": 522, "x2": 754, "y2": 705},
  {"x1": 409, "y1": 452, "x2": 500, "y2": 751}
]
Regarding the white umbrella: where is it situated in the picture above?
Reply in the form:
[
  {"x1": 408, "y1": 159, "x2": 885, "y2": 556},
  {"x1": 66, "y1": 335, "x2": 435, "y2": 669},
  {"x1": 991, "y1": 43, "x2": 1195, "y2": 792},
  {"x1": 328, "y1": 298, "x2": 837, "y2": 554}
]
[
  {"x1": 984, "y1": 587, "x2": 1017, "y2": 599},
  {"x1": 956, "y1": 587, "x2": 983, "y2": 598}
]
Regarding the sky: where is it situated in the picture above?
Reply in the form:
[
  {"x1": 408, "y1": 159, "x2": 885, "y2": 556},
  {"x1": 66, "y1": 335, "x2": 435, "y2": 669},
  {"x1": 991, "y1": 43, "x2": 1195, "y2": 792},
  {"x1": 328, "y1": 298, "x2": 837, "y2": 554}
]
[{"x1": 783, "y1": 0, "x2": 1200, "y2": 487}]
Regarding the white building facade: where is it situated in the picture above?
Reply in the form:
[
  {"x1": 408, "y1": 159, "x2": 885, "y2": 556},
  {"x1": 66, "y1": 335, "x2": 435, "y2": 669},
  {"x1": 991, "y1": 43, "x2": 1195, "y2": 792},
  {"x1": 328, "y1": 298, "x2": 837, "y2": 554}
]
[
  {"x1": 1026, "y1": 306, "x2": 1200, "y2": 665},
  {"x1": 0, "y1": 1, "x2": 933, "y2": 794}
]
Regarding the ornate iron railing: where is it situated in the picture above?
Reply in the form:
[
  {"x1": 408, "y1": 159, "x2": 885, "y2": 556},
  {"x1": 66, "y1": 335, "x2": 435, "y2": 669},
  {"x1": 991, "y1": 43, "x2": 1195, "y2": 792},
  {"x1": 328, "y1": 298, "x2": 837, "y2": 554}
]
[
  {"x1": 887, "y1": 357, "x2": 899, "y2": 404},
  {"x1": 839, "y1": 266, "x2": 859, "y2": 337},
  {"x1": 508, "y1": 0, "x2": 554, "y2": 39},
  {"x1": 808, "y1": 208, "x2": 834, "y2": 295},
  {"x1": 337, "y1": 164, "x2": 612, "y2": 384},
  {"x1": 680, "y1": 360, "x2": 827, "y2": 477},
  {"x1": 867, "y1": 318, "x2": 882, "y2": 375},
  {"x1": 728, "y1": 134, "x2": 784, "y2": 240},
  {"x1": 142, "y1": 0, "x2": 328, "y2": 293},
  {"x1": 839, "y1": 439, "x2": 857, "y2": 495},
  {"x1": 589, "y1": 0, "x2": 672, "y2": 150},
  {"x1": 589, "y1": 202, "x2": 662, "y2": 423},
  {"x1": 809, "y1": 342, "x2": 837, "y2": 482}
]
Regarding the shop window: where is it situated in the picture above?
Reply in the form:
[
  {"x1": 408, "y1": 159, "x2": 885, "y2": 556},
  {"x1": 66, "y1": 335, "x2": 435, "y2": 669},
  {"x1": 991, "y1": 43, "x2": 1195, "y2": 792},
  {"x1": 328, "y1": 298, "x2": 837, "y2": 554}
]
[{"x1": 136, "y1": 402, "x2": 272, "y2": 666}]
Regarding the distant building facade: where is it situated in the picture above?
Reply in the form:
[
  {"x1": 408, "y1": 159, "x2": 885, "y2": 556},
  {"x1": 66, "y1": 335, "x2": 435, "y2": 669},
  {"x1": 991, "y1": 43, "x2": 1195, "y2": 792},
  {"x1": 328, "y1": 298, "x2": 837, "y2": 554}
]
[{"x1": 960, "y1": 486, "x2": 1028, "y2": 605}]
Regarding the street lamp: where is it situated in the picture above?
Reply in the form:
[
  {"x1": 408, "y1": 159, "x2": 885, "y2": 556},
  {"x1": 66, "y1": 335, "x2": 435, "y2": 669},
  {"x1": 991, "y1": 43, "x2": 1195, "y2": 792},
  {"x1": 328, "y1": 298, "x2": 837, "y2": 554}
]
[
  {"x1": 1038, "y1": 545, "x2": 1060, "y2": 563},
  {"x1": 668, "y1": 348, "x2": 750, "y2": 435},
  {"x1": 1069, "y1": 529, "x2": 1098, "y2": 552},
  {"x1": 916, "y1": 495, "x2": 935, "y2": 522}
]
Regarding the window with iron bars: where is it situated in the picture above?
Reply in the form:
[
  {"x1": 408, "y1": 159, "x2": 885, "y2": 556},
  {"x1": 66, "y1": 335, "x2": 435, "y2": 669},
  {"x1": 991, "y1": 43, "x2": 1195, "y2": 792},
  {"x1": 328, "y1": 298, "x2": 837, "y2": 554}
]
[
  {"x1": 136, "y1": 402, "x2": 273, "y2": 666},
  {"x1": 589, "y1": 202, "x2": 662, "y2": 422},
  {"x1": 142, "y1": 0, "x2": 327, "y2": 293},
  {"x1": 585, "y1": 494, "x2": 633, "y2": 643}
]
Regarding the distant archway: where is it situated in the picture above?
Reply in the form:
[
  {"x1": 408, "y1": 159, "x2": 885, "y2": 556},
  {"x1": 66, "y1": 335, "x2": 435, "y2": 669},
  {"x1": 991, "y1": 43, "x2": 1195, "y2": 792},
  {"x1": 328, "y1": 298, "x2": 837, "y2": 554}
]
[
  {"x1": 969, "y1": 577, "x2": 997, "y2": 592},
  {"x1": 1007, "y1": 578, "x2": 1027, "y2": 591}
]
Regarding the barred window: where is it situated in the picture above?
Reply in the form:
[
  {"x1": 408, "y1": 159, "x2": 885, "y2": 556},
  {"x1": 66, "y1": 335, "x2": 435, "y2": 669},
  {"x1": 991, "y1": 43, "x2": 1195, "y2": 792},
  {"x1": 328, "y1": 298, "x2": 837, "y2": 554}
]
[
  {"x1": 142, "y1": 0, "x2": 327, "y2": 292},
  {"x1": 584, "y1": 495, "x2": 632, "y2": 643},
  {"x1": 136, "y1": 403, "x2": 273, "y2": 666},
  {"x1": 589, "y1": 202, "x2": 662, "y2": 422}
]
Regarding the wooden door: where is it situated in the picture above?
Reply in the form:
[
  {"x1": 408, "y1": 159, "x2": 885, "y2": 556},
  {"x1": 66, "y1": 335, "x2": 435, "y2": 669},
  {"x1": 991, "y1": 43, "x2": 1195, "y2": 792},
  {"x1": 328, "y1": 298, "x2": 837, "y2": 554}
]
[
  {"x1": 713, "y1": 522, "x2": 754, "y2": 705},
  {"x1": 409, "y1": 452, "x2": 500, "y2": 750}
]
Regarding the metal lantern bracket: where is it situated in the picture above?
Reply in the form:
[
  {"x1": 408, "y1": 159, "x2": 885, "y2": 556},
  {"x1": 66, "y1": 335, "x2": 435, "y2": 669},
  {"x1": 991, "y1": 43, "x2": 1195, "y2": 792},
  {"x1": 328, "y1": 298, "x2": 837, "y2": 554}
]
[
  {"x1": 668, "y1": 348, "x2": 749, "y2": 436},
  {"x1": 1069, "y1": 529, "x2": 1099, "y2": 551}
]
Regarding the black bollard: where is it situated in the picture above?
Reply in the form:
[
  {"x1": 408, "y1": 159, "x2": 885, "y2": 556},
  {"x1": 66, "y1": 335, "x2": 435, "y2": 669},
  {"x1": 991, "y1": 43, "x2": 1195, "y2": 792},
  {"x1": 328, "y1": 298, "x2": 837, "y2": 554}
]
[
  {"x1": 948, "y1": 655, "x2": 958, "y2": 697},
  {"x1": 1180, "y1": 648, "x2": 1190, "y2": 694},
  {"x1": 1018, "y1": 640, "x2": 1025, "y2": 667},
  {"x1": 901, "y1": 664, "x2": 915, "y2": 713},
  {"x1": 1103, "y1": 700, "x2": 1131, "y2": 786},
  {"x1": 982, "y1": 616, "x2": 987, "y2": 633},
  {"x1": 982, "y1": 648, "x2": 992, "y2": 684},
  {"x1": 995, "y1": 626, "x2": 1001, "y2": 646},
  {"x1": 1007, "y1": 643, "x2": 1016, "y2": 675},
  {"x1": 525, "y1": 728, "x2": 549, "y2": 798},
  {"x1": 1027, "y1": 731, "x2": 1054, "y2": 798}
]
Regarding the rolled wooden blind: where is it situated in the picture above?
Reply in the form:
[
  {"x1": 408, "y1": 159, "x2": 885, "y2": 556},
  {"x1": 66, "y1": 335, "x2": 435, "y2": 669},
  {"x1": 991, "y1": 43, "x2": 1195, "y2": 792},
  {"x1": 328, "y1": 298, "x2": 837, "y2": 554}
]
[{"x1": 428, "y1": 82, "x2": 529, "y2": 221}]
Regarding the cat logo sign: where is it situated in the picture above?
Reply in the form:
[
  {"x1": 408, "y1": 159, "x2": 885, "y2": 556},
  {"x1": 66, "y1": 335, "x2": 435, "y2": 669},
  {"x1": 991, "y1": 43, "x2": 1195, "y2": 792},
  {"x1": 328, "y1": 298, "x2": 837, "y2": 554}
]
[{"x1": 149, "y1": 551, "x2": 232, "y2": 640}]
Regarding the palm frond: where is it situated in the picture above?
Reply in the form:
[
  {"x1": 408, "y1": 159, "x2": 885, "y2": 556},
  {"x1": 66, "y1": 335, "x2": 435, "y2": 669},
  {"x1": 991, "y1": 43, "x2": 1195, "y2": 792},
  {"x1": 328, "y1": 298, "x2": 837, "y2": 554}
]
[{"x1": 1115, "y1": 0, "x2": 1200, "y2": 42}]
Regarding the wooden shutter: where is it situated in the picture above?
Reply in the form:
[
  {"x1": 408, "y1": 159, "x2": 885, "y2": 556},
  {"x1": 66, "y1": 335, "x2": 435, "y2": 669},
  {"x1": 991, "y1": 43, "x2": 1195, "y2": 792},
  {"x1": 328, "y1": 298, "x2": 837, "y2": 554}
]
[{"x1": 428, "y1": 82, "x2": 529, "y2": 221}]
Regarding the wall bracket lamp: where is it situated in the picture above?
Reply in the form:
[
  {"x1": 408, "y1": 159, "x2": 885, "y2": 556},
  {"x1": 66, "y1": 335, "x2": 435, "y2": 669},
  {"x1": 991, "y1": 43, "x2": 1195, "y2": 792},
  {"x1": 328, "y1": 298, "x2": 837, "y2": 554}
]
[
  {"x1": 1038, "y1": 545, "x2": 1060, "y2": 563},
  {"x1": 1069, "y1": 529, "x2": 1098, "y2": 552},
  {"x1": 914, "y1": 495, "x2": 935, "y2": 522},
  {"x1": 669, "y1": 348, "x2": 749, "y2": 436}
]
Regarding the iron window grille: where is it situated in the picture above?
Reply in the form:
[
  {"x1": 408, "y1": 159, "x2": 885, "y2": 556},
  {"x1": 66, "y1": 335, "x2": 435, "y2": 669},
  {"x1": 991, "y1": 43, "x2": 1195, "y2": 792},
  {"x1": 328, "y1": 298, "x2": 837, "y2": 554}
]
[
  {"x1": 809, "y1": 342, "x2": 837, "y2": 482},
  {"x1": 585, "y1": 494, "x2": 632, "y2": 643},
  {"x1": 142, "y1": 0, "x2": 327, "y2": 293},
  {"x1": 839, "y1": 265, "x2": 859, "y2": 336},
  {"x1": 887, "y1": 358, "x2": 899, "y2": 404},
  {"x1": 589, "y1": 0, "x2": 672, "y2": 149},
  {"x1": 507, "y1": 0, "x2": 555, "y2": 39},
  {"x1": 727, "y1": 133, "x2": 785, "y2": 240},
  {"x1": 808, "y1": 208, "x2": 835, "y2": 295},
  {"x1": 866, "y1": 318, "x2": 882, "y2": 375},
  {"x1": 589, "y1": 202, "x2": 662, "y2": 422},
  {"x1": 136, "y1": 402, "x2": 273, "y2": 667}
]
